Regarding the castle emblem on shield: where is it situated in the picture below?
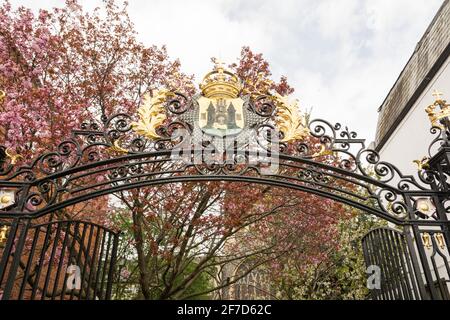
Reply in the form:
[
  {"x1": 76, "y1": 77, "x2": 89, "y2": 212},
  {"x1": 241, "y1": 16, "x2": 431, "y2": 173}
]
[
  {"x1": 197, "y1": 96, "x2": 245, "y2": 137},
  {"x1": 196, "y1": 59, "x2": 247, "y2": 137}
]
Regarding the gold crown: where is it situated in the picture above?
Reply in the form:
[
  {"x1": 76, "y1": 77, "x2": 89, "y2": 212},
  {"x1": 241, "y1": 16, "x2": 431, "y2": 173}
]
[
  {"x1": 199, "y1": 59, "x2": 242, "y2": 99},
  {"x1": 425, "y1": 90, "x2": 450, "y2": 128}
]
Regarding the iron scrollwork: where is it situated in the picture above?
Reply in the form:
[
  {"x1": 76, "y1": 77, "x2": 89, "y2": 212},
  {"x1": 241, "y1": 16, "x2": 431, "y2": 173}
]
[{"x1": 1, "y1": 65, "x2": 450, "y2": 226}]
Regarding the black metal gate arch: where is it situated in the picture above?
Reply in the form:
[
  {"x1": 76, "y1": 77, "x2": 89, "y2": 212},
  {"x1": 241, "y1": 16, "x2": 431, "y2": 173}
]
[{"x1": 0, "y1": 88, "x2": 450, "y2": 299}]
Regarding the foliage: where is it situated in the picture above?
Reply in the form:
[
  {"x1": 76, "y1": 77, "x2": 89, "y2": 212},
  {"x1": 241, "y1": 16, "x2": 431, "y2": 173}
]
[
  {"x1": 0, "y1": 0, "x2": 193, "y2": 159},
  {"x1": 172, "y1": 262, "x2": 214, "y2": 300},
  {"x1": 230, "y1": 46, "x2": 294, "y2": 96},
  {"x1": 270, "y1": 211, "x2": 386, "y2": 300}
]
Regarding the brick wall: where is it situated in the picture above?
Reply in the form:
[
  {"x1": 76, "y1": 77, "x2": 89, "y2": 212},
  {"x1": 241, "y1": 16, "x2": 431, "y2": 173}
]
[{"x1": 375, "y1": 0, "x2": 450, "y2": 148}]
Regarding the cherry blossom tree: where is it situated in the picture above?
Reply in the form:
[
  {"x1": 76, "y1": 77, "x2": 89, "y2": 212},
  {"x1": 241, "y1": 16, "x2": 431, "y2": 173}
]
[
  {"x1": 0, "y1": 0, "x2": 357, "y2": 300},
  {"x1": 0, "y1": 0, "x2": 193, "y2": 159},
  {"x1": 0, "y1": 0, "x2": 193, "y2": 298}
]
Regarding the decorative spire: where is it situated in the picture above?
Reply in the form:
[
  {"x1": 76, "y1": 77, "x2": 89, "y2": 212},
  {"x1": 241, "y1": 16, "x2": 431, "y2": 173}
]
[
  {"x1": 432, "y1": 89, "x2": 444, "y2": 101},
  {"x1": 212, "y1": 57, "x2": 225, "y2": 72}
]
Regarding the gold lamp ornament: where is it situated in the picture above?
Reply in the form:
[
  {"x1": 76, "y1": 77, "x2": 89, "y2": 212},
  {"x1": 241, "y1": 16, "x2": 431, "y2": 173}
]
[
  {"x1": 414, "y1": 197, "x2": 436, "y2": 219},
  {"x1": 0, "y1": 189, "x2": 15, "y2": 210}
]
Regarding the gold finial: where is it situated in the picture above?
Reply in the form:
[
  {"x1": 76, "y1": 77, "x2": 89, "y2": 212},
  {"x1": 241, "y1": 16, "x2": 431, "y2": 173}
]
[
  {"x1": 435, "y1": 233, "x2": 446, "y2": 250},
  {"x1": 0, "y1": 90, "x2": 5, "y2": 101},
  {"x1": 413, "y1": 156, "x2": 430, "y2": 171},
  {"x1": 422, "y1": 232, "x2": 432, "y2": 249},
  {"x1": 200, "y1": 59, "x2": 242, "y2": 99},
  {"x1": 0, "y1": 225, "x2": 8, "y2": 244},
  {"x1": 425, "y1": 90, "x2": 450, "y2": 128}
]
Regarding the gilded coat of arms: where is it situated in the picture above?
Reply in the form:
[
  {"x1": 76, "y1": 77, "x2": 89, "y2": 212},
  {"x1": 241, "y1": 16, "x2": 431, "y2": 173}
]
[
  {"x1": 131, "y1": 59, "x2": 309, "y2": 148},
  {"x1": 195, "y1": 60, "x2": 247, "y2": 138}
]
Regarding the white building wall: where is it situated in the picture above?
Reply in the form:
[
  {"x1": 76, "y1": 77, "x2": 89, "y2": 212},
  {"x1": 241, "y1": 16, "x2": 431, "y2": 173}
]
[{"x1": 378, "y1": 54, "x2": 450, "y2": 175}]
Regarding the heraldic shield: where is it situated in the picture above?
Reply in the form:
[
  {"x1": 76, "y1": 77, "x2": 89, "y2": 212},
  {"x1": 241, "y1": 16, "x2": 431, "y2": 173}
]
[{"x1": 197, "y1": 96, "x2": 246, "y2": 137}]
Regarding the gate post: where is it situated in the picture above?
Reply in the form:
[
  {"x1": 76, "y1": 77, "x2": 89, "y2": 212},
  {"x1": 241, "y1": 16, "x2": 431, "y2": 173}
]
[
  {"x1": 403, "y1": 225, "x2": 429, "y2": 299},
  {"x1": 408, "y1": 114, "x2": 450, "y2": 300},
  {"x1": 427, "y1": 146, "x2": 450, "y2": 250}
]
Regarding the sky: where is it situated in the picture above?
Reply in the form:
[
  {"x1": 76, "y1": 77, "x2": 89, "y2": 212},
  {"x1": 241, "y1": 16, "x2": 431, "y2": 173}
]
[{"x1": 8, "y1": 0, "x2": 444, "y2": 143}]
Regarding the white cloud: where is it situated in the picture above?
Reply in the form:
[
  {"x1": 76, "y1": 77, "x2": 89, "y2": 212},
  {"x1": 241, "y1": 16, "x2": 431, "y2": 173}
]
[{"x1": 8, "y1": 0, "x2": 444, "y2": 142}]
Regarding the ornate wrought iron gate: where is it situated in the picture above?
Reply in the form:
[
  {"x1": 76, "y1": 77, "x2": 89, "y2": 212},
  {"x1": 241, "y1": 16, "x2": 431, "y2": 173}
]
[
  {"x1": 0, "y1": 218, "x2": 119, "y2": 300},
  {"x1": 362, "y1": 226, "x2": 450, "y2": 300},
  {"x1": 0, "y1": 63, "x2": 450, "y2": 299},
  {"x1": 363, "y1": 227, "x2": 421, "y2": 300}
]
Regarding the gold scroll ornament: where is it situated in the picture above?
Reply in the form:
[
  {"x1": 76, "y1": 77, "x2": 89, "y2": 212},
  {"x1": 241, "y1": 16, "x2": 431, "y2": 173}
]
[{"x1": 5, "y1": 148, "x2": 23, "y2": 164}]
